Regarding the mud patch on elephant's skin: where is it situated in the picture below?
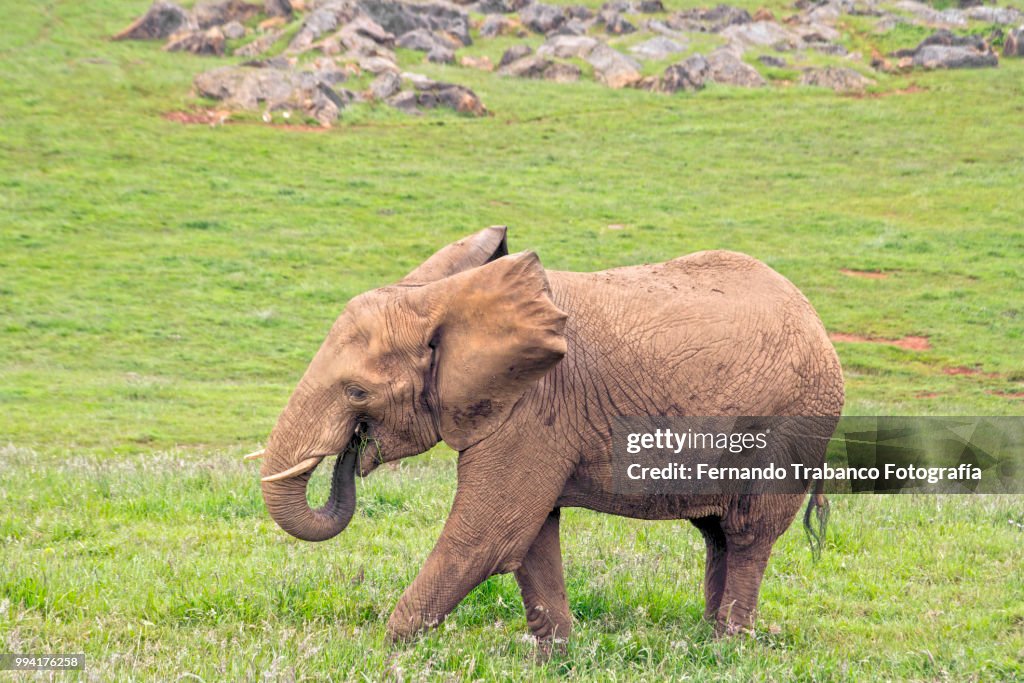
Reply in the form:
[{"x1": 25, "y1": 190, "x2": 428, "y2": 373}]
[
  {"x1": 839, "y1": 269, "x2": 891, "y2": 280},
  {"x1": 829, "y1": 332, "x2": 931, "y2": 351}
]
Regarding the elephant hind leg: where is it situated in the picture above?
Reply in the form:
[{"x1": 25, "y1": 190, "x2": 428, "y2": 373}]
[
  {"x1": 713, "y1": 537, "x2": 773, "y2": 637},
  {"x1": 692, "y1": 516, "x2": 728, "y2": 622},
  {"x1": 515, "y1": 509, "x2": 572, "y2": 645}
]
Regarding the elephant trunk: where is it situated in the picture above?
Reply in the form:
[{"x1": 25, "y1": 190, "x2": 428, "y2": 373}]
[{"x1": 260, "y1": 447, "x2": 357, "y2": 542}]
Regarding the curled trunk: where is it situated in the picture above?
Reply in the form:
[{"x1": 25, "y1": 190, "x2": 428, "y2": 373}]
[{"x1": 261, "y1": 446, "x2": 357, "y2": 542}]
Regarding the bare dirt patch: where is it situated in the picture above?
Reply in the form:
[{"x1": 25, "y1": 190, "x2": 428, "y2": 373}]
[
  {"x1": 914, "y1": 392, "x2": 942, "y2": 399},
  {"x1": 163, "y1": 109, "x2": 232, "y2": 125},
  {"x1": 840, "y1": 269, "x2": 890, "y2": 279},
  {"x1": 990, "y1": 390, "x2": 1024, "y2": 399},
  {"x1": 847, "y1": 85, "x2": 927, "y2": 100},
  {"x1": 829, "y1": 332, "x2": 931, "y2": 351}
]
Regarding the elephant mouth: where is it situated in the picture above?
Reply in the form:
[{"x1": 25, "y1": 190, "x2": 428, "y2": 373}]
[{"x1": 259, "y1": 421, "x2": 379, "y2": 483}]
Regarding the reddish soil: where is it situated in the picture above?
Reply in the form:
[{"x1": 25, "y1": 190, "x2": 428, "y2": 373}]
[
  {"x1": 915, "y1": 392, "x2": 942, "y2": 399},
  {"x1": 847, "y1": 85, "x2": 926, "y2": 100},
  {"x1": 840, "y1": 269, "x2": 890, "y2": 279},
  {"x1": 943, "y1": 366, "x2": 1000, "y2": 378},
  {"x1": 163, "y1": 109, "x2": 231, "y2": 125},
  {"x1": 162, "y1": 110, "x2": 329, "y2": 132},
  {"x1": 829, "y1": 333, "x2": 931, "y2": 351},
  {"x1": 991, "y1": 391, "x2": 1024, "y2": 399}
]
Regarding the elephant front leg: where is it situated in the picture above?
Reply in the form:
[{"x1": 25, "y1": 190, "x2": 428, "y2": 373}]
[
  {"x1": 515, "y1": 509, "x2": 572, "y2": 646},
  {"x1": 386, "y1": 449, "x2": 567, "y2": 641}
]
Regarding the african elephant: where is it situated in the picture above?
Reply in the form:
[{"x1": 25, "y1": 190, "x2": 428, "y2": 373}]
[{"x1": 252, "y1": 226, "x2": 844, "y2": 643}]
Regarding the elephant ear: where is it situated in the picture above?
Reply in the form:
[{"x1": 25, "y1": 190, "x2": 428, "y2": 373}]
[
  {"x1": 400, "y1": 226, "x2": 508, "y2": 285},
  {"x1": 414, "y1": 251, "x2": 567, "y2": 452}
]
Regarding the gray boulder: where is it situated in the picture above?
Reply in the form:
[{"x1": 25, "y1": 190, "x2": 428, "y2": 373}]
[
  {"x1": 800, "y1": 66, "x2": 875, "y2": 93},
  {"x1": 264, "y1": 0, "x2": 293, "y2": 18},
  {"x1": 193, "y1": 65, "x2": 350, "y2": 125},
  {"x1": 497, "y1": 54, "x2": 580, "y2": 81},
  {"x1": 480, "y1": 14, "x2": 513, "y2": 36},
  {"x1": 499, "y1": 43, "x2": 533, "y2": 67},
  {"x1": 520, "y1": 3, "x2": 567, "y2": 34},
  {"x1": 658, "y1": 54, "x2": 709, "y2": 91},
  {"x1": 192, "y1": 1, "x2": 261, "y2": 29},
  {"x1": 537, "y1": 34, "x2": 599, "y2": 59},
  {"x1": 222, "y1": 20, "x2": 246, "y2": 40},
  {"x1": 629, "y1": 36, "x2": 686, "y2": 60},
  {"x1": 601, "y1": 12, "x2": 637, "y2": 35},
  {"x1": 720, "y1": 21, "x2": 801, "y2": 51},
  {"x1": 369, "y1": 71, "x2": 402, "y2": 99},
  {"x1": 288, "y1": 1, "x2": 359, "y2": 53},
  {"x1": 360, "y1": 0, "x2": 472, "y2": 46},
  {"x1": 667, "y1": 4, "x2": 750, "y2": 33},
  {"x1": 397, "y1": 27, "x2": 457, "y2": 51},
  {"x1": 113, "y1": 1, "x2": 195, "y2": 40},
  {"x1": 965, "y1": 6, "x2": 1023, "y2": 25},
  {"x1": 758, "y1": 54, "x2": 787, "y2": 67},
  {"x1": 706, "y1": 49, "x2": 766, "y2": 86},
  {"x1": 586, "y1": 43, "x2": 643, "y2": 88},
  {"x1": 389, "y1": 79, "x2": 486, "y2": 115},
  {"x1": 427, "y1": 45, "x2": 455, "y2": 63},
  {"x1": 913, "y1": 44, "x2": 997, "y2": 69}
]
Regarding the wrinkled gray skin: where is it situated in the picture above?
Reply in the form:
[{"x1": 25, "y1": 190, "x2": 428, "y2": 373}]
[{"x1": 259, "y1": 227, "x2": 844, "y2": 643}]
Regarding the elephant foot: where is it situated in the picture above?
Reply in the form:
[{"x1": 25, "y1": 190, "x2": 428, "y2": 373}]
[
  {"x1": 533, "y1": 635, "x2": 569, "y2": 661},
  {"x1": 386, "y1": 605, "x2": 441, "y2": 643}
]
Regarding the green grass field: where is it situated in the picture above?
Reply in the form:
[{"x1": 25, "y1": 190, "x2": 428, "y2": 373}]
[{"x1": 2, "y1": 0, "x2": 1023, "y2": 680}]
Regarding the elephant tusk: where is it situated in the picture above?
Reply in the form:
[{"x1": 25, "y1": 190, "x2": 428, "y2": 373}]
[
  {"x1": 261, "y1": 456, "x2": 323, "y2": 482},
  {"x1": 243, "y1": 450, "x2": 265, "y2": 461}
]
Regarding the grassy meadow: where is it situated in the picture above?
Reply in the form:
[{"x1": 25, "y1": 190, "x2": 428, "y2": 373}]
[{"x1": 2, "y1": 0, "x2": 1023, "y2": 680}]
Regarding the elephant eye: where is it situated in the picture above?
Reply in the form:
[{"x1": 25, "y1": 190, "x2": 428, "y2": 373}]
[{"x1": 345, "y1": 385, "x2": 369, "y2": 402}]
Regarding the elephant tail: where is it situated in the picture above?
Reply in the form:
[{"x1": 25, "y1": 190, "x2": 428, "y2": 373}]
[{"x1": 803, "y1": 479, "x2": 830, "y2": 560}]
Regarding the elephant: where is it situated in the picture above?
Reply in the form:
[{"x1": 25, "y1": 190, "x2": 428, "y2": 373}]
[{"x1": 251, "y1": 226, "x2": 844, "y2": 644}]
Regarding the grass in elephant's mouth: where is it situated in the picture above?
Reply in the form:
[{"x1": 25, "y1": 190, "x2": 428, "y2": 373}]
[{"x1": 2, "y1": 0, "x2": 1023, "y2": 679}]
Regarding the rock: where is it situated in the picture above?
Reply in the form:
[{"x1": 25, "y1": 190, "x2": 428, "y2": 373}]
[
  {"x1": 799, "y1": 66, "x2": 874, "y2": 93},
  {"x1": 390, "y1": 80, "x2": 486, "y2": 115},
  {"x1": 913, "y1": 44, "x2": 997, "y2": 69},
  {"x1": 537, "y1": 34, "x2": 598, "y2": 59},
  {"x1": 318, "y1": 15, "x2": 395, "y2": 55},
  {"x1": 193, "y1": 64, "x2": 349, "y2": 125},
  {"x1": 1005, "y1": 27, "x2": 1024, "y2": 58},
  {"x1": 720, "y1": 21, "x2": 800, "y2": 51},
  {"x1": 359, "y1": 55, "x2": 401, "y2": 73},
  {"x1": 497, "y1": 54, "x2": 580, "y2": 81},
  {"x1": 288, "y1": 1, "x2": 359, "y2": 53},
  {"x1": 480, "y1": 14, "x2": 513, "y2": 36},
  {"x1": 475, "y1": 0, "x2": 515, "y2": 13},
  {"x1": 916, "y1": 28, "x2": 985, "y2": 52},
  {"x1": 544, "y1": 61, "x2": 582, "y2": 82},
  {"x1": 264, "y1": 0, "x2": 293, "y2": 18},
  {"x1": 235, "y1": 28, "x2": 285, "y2": 56},
  {"x1": 520, "y1": 3, "x2": 566, "y2": 34},
  {"x1": 752, "y1": 7, "x2": 775, "y2": 22},
  {"x1": 360, "y1": 0, "x2": 472, "y2": 46},
  {"x1": 369, "y1": 71, "x2": 402, "y2": 99},
  {"x1": 222, "y1": 20, "x2": 246, "y2": 39},
  {"x1": 638, "y1": 0, "x2": 665, "y2": 13},
  {"x1": 758, "y1": 54, "x2": 787, "y2": 67},
  {"x1": 629, "y1": 36, "x2": 686, "y2": 60},
  {"x1": 397, "y1": 27, "x2": 457, "y2": 51},
  {"x1": 460, "y1": 54, "x2": 494, "y2": 70},
  {"x1": 706, "y1": 49, "x2": 766, "y2": 86},
  {"x1": 601, "y1": 12, "x2": 637, "y2": 35},
  {"x1": 165, "y1": 26, "x2": 226, "y2": 55},
  {"x1": 657, "y1": 54, "x2": 709, "y2": 91},
  {"x1": 586, "y1": 43, "x2": 643, "y2": 88},
  {"x1": 667, "y1": 5, "x2": 751, "y2": 33},
  {"x1": 498, "y1": 54, "x2": 553, "y2": 77},
  {"x1": 552, "y1": 18, "x2": 591, "y2": 36},
  {"x1": 965, "y1": 6, "x2": 1023, "y2": 25},
  {"x1": 192, "y1": 1, "x2": 261, "y2": 29},
  {"x1": 645, "y1": 19, "x2": 687, "y2": 39},
  {"x1": 113, "y1": 1, "x2": 195, "y2": 40},
  {"x1": 566, "y1": 5, "x2": 594, "y2": 20},
  {"x1": 499, "y1": 43, "x2": 533, "y2": 67},
  {"x1": 427, "y1": 45, "x2": 455, "y2": 62}
]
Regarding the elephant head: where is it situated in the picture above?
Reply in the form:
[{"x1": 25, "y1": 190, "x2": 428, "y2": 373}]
[{"x1": 256, "y1": 227, "x2": 568, "y2": 542}]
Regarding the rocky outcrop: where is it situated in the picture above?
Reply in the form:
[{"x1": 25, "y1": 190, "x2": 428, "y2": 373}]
[
  {"x1": 586, "y1": 44, "x2": 643, "y2": 89},
  {"x1": 799, "y1": 66, "x2": 875, "y2": 93},
  {"x1": 913, "y1": 45, "x2": 998, "y2": 69},
  {"x1": 113, "y1": 1, "x2": 195, "y2": 40}
]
